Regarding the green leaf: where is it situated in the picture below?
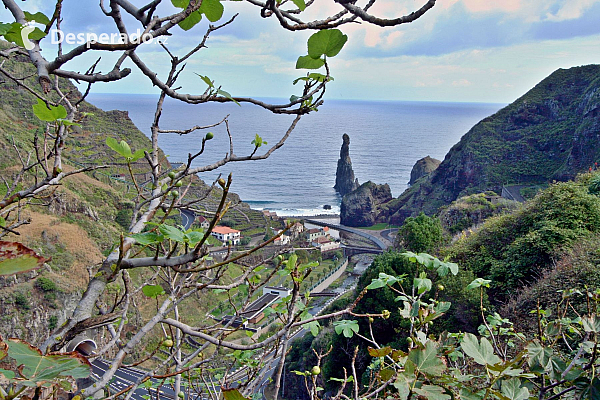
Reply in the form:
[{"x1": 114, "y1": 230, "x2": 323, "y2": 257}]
[
  {"x1": 159, "y1": 224, "x2": 186, "y2": 243},
  {"x1": 142, "y1": 284, "x2": 166, "y2": 298},
  {"x1": 434, "y1": 302, "x2": 451, "y2": 314},
  {"x1": 251, "y1": 134, "x2": 267, "y2": 148},
  {"x1": 413, "y1": 385, "x2": 451, "y2": 400},
  {"x1": 501, "y1": 378, "x2": 530, "y2": 400},
  {"x1": 333, "y1": 319, "x2": 359, "y2": 338},
  {"x1": 308, "y1": 72, "x2": 331, "y2": 82},
  {"x1": 296, "y1": 55, "x2": 325, "y2": 69},
  {"x1": 307, "y1": 29, "x2": 348, "y2": 59},
  {"x1": 217, "y1": 89, "x2": 241, "y2": 106},
  {"x1": 131, "y1": 149, "x2": 146, "y2": 162},
  {"x1": 3, "y1": 23, "x2": 46, "y2": 48},
  {"x1": 222, "y1": 388, "x2": 250, "y2": 400},
  {"x1": 290, "y1": 0, "x2": 306, "y2": 11},
  {"x1": 179, "y1": 10, "x2": 202, "y2": 30},
  {"x1": 197, "y1": 74, "x2": 214, "y2": 88},
  {"x1": 306, "y1": 320, "x2": 320, "y2": 337},
  {"x1": 582, "y1": 315, "x2": 600, "y2": 333},
  {"x1": 184, "y1": 231, "x2": 205, "y2": 246},
  {"x1": 367, "y1": 272, "x2": 401, "y2": 290},
  {"x1": 0, "y1": 241, "x2": 48, "y2": 276},
  {"x1": 407, "y1": 341, "x2": 446, "y2": 376},
  {"x1": 0, "y1": 23, "x2": 11, "y2": 36},
  {"x1": 106, "y1": 137, "x2": 132, "y2": 159},
  {"x1": 130, "y1": 232, "x2": 164, "y2": 246},
  {"x1": 330, "y1": 375, "x2": 354, "y2": 383},
  {"x1": 0, "y1": 368, "x2": 15, "y2": 379},
  {"x1": 172, "y1": 0, "x2": 188, "y2": 7},
  {"x1": 413, "y1": 273, "x2": 432, "y2": 294},
  {"x1": 23, "y1": 11, "x2": 51, "y2": 25},
  {"x1": 32, "y1": 99, "x2": 67, "y2": 122},
  {"x1": 466, "y1": 278, "x2": 491, "y2": 291},
  {"x1": 199, "y1": 0, "x2": 224, "y2": 22},
  {"x1": 579, "y1": 377, "x2": 600, "y2": 400},
  {"x1": 393, "y1": 373, "x2": 412, "y2": 400},
  {"x1": 461, "y1": 333, "x2": 501, "y2": 366},
  {"x1": 7, "y1": 339, "x2": 91, "y2": 383}
]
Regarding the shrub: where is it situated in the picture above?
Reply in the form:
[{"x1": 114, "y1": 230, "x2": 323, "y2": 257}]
[
  {"x1": 115, "y1": 207, "x2": 133, "y2": 231},
  {"x1": 14, "y1": 292, "x2": 30, "y2": 311},
  {"x1": 447, "y1": 178, "x2": 600, "y2": 300},
  {"x1": 396, "y1": 212, "x2": 443, "y2": 252},
  {"x1": 35, "y1": 277, "x2": 57, "y2": 292},
  {"x1": 48, "y1": 315, "x2": 58, "y2": 330}
]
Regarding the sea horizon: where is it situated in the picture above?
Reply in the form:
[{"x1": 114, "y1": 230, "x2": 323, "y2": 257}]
[{"x1": 87, "y1": 93, "x2": 506, "y2": 216}]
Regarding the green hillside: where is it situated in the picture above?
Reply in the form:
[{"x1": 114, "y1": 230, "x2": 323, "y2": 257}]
[{"x1": 385, "y1": 65, "x2": 600, "y2": 224}]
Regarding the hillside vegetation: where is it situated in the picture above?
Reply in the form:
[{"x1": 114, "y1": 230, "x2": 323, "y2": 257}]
[
  {"x1": 379, "y1": 65, "x2": 600, "y2": 224},
  {"x1": 0, "y1": 46, "x2": 266, "y2": 346}
]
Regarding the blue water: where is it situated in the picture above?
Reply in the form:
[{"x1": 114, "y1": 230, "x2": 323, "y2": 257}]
[{"x1": 86, "y1": 94, "x2": 503, "y2": 215}]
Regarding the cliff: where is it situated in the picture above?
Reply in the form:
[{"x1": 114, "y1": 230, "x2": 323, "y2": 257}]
[
  {"x1": 384, "y1": 64, "x2": 600, "y2": 224},
  {"x1": 334, "y1": 134, "x2": 359, "y2": 196},
  {"x1": 408, "y1": 156, "x2": 441, "y2": 185},
  {"x1": 340, "y1": 181, "x2": 392, "y2": 227}
]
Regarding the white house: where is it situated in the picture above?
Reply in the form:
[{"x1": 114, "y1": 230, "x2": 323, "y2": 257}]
[
  {"x1": 274, "y1": 234, "x2": 290, "y2": 246},
  {"x1": 196, "y1": 215, "x2": 210, "y2": 230},
  {"x1": 311, "y1": 236, "x2": 340, "y2": 252},
  {"x1": 211, "y1": 226, "x2": 241, "y2": 246},
  {"x1": 305, "y1": 226, "x2": 329, "y2": 242},
  {"x1": 273, "y1": 229, "x2": 290, "y2": 246}
]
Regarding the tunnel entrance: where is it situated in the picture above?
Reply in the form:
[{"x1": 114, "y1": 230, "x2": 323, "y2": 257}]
[{"x1": 66, "y1": 336, "x2": 97, "y2": 356}]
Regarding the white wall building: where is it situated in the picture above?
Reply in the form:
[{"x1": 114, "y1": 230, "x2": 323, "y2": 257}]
[{"x1": 211, "y1": 226, "x2": 241, "y2": 246}]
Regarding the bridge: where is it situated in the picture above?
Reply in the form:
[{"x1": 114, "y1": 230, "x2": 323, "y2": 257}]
[
  {"x1": 342, "y1": 244, "x2": 384, "y2": 256},
  {"x1": 304, "y1": 219, "x2": 389, "y2": 251}
]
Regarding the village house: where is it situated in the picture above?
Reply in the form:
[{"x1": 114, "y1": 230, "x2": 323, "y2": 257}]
[
  {"x1": 305, "y1": 226, "x2": 329, "y2": 242},
  {"x1": 287, "y1": 221, "x2": 305, "y2": 239},
  {"x1": 211, "y1": 226, "x2": 241, "y2": 246},
  {"x1": 262, "y1": 210, "x2": 279, "y2": 220},
  {"x1": 311, "y1": 236, "x2": 340, "y2": 252},
  {"x1": 273, "y1": 232, "x2": 291, "y2": 246},
  {"x1": 196, "y1": 215, "x2": 210, "y2": 230}
]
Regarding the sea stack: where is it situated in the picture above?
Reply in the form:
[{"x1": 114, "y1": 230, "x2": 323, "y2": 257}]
[
  {"x1": 334, "y1": 134, "x2": 359, "y2": 196},
  {"x1": 408, "y1": 156, "x2": 441, "y2": 185},
  {"x1": 340, "y1": 181, "x2": 392, "y2": 227}
]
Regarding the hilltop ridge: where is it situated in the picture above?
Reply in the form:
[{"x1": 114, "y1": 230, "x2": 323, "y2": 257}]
[{"x1": 378, "y1": 64, "x2": 600, "y2": 224}]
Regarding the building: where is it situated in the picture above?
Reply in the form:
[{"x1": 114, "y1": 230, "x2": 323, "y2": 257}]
[
  {"x1": 262, "y1": 210, "x2": 279, "y2": 219},
  {"x1": 311, "y1": 236, "x2": 340, "y2": 252},
  {"x1": 211, "y1": 226, "x2": 241, "y2": 246},
  {"x1": 263, "y1": 286, "x2": 292, "y2": 298},
  {"x1": 287, "y1": 221, "x2": 304, "y2": 239},
  {"x1": 196, "y1": 215, "x2": 210, "y2": 230},
  {"x1": 273, "y1": 229, "x2": 290, "y2": 245},
  {"x1": 305, "y1": 226, "x2": 329, "y2": 242}
]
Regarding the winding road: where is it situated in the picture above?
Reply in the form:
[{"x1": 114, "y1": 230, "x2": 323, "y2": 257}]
[{"x1": 180, "y1": 208, "x2": 196, "y2": 230}]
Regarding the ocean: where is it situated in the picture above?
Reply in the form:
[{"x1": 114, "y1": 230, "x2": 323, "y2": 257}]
[{"x1": 86, "y1": 94, "x2": 503, "y2": 216}]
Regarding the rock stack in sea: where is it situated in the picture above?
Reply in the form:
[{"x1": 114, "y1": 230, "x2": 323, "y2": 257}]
[
  {"x1": 408, "y1": 156, "x2": 441, "y2": 185},
  {"x1": 334, "y1": 133, "x2": 359, "y2": 196},
  {"x1": 340, "y1": 181, "x2": 392, "y2": 227}
]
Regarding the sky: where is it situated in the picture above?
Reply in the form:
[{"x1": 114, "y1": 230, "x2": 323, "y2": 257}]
[{"x1": 2, "y1": 0, "x2": 600, "y2": 103}]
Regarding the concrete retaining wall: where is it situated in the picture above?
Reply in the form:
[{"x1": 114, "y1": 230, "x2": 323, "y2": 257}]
[{"x1": 310, "y1": 259, "x2": 348, "y2": 294}]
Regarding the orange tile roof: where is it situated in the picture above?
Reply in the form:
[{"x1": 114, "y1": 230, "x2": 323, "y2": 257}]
[{"x1": 212, "y1": 226, "x2": 240, "y2": 234}]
